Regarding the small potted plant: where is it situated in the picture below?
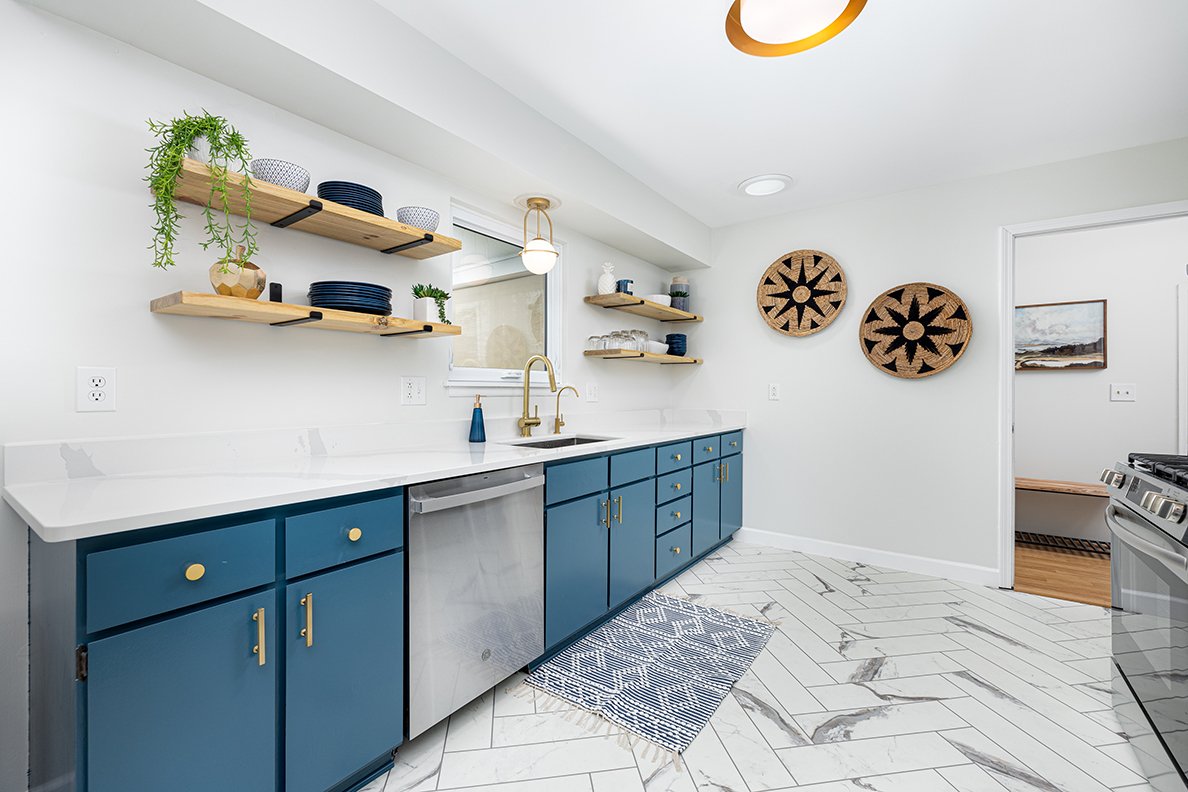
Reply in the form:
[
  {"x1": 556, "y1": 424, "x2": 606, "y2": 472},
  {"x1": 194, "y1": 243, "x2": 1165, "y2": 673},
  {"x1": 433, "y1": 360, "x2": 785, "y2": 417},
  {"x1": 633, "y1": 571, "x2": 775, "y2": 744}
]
[
  {"x1": 411, "y1": 283, "x2": 451, "y2": 324},
  {"x1": 670, "y1": 290, "x2": 690, "y2": 312},
  {"x1": 145, "y1": 109, "x2": 258, "y2": 272}
]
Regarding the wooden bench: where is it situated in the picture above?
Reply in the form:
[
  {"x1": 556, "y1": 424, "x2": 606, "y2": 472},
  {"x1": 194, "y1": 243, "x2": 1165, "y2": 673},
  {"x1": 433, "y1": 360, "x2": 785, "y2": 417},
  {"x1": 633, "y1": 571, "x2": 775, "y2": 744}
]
[{"x1": 1015, "y1": 477, "x2": 1109, "y2": 498}]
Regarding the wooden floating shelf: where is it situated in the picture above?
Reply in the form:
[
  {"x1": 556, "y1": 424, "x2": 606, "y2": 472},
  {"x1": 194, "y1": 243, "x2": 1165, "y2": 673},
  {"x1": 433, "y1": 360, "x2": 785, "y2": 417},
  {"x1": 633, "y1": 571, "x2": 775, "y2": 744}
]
[
  {"x1": 151, "y1": 292, "x2": 461, "y2": 338},
  {"x1": 584, "y1": 349, "x2": 702, "y2": 365},
  {"x1": 584, "y1": 293, "x2": 703, "y2": 323},
  {"x1": 1015, "y1": 477, "x2": 1108, "y2": 498},
  {"x1": 170, "y1": 159, "x2": 462, "y2": 260}
]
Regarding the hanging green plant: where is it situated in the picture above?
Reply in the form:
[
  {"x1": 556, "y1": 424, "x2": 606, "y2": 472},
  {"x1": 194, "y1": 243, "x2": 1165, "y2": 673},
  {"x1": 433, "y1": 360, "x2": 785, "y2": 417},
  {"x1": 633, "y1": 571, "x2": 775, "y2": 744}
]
[
  {"x1": 412, "y1": 283, "x2": 452, "y2": 324},
  {"x1": 145, "y1": 110, "x2": 258, "y2": 271}
]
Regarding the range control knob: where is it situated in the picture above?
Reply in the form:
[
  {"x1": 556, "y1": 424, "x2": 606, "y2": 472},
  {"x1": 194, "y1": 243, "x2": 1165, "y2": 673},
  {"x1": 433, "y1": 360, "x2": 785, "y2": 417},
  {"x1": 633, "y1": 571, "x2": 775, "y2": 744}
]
[
  {"x1": 1153, "y1": 496, "x2": 1187, "y2": 524},
  {"x1": 1100, "y1": 469, "x2": 1127, "y2": 488}
]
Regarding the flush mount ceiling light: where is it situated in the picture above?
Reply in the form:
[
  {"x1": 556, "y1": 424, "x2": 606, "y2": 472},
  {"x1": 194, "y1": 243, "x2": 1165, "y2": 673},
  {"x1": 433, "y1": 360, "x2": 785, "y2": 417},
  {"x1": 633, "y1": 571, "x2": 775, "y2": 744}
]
[
  {"x1": 726, "y1": 0, "x2": 867, "y2": 57},
  {"x1": 519, "y1": 197, "x2": 558, "y2": 275},
  {"x1": 738, "y1": 174, "x2": 793, "y2": 196}
]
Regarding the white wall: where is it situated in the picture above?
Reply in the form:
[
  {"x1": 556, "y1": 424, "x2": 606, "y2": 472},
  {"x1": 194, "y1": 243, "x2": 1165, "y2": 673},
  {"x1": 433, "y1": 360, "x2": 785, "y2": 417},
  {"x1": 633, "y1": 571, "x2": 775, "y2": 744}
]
[
  {"x1": 675, "y1": 138, "x2": 1188, "y2": 579},
  {"x1": 0, "y1": 4, "x2": 681, "y2": 788},
  {"x1": 1013, "y1": 217, "x2": 1188, "y2": 540}
]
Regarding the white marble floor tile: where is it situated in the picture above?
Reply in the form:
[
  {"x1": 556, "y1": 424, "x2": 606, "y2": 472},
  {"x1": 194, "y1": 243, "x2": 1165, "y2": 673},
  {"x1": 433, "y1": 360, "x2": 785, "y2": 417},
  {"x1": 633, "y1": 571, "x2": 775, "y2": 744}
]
[
  {"x1": 947, "y1": 631, "x2": 1096, "y2": 686},
  {"x1": 760, "y1": 627, "x2": 839, "y2": 688},
  {"x1": 936, "y1": 763, "x2": 1011, "y2": 791},
  {"x1": 807, "y1": 675, "x2": 967, "y2": 710},
  {"x1": 944, "y1": 649, "x2": 1105, "y2": 714},
  {"x1": 838, "y1": 633, "x2": 964, "y2": 660},
  {"x1": 850, "y1": 590, "x2": 966, "y2": 608},
  {"x1": 437, "y1": 775, "x2": 594, "y2": 792},
  {"x1": 436, "y1": 735, "x2": 635, "y2": 788},
  {"x1": 443, "y1": 690, "x2": 494, "y2": 752},
  {"x1": 750, "y1": 647, "x2": 828, "y2": 713},
  {"x1": 777, "y1": 732, "x2": 968, "y2": 785},
  {"x1": 708, "y1": 688, "x2": 797, "y2": 790},
  {"x1": 732, "y1": 669, "x2": 814, "y2": 749},
  {"x1": 491, "y1": 710, "x2": 620, "y2": 747},
  {"x1": 632, "y1": 740, "x2": 697, "y2": 792},
  {"x1": 794, "y1": 701, "x2": 968, "y2": 743},
  {"x1": 387, "y1": 719, "x2": 448, "y2": 792},
  {"x1": 590, "y1": 767, "x2": 645, "y2": 792},
  {"x1": 820, "y1": 652, "x2": 967, "y2": 683},
  {"x1": 681, "y1": 720, "x2": 750, "y2": 792},
  {"x1": 833, "y1": 603, "x2": 963, "y2": 625},
  {"x1": 492, "y1": 671, "x2": 536, "y2": 718},
  {"x1": 791, "y1": 768, "x2": 963, "y2": 791}
]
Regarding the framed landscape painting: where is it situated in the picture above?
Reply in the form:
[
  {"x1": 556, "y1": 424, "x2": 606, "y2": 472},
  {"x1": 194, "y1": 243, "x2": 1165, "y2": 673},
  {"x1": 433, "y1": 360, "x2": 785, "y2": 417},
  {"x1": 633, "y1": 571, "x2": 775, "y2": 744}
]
[{"x1": 1015, "y1": 299, "x2": 1107, "y2": 370}]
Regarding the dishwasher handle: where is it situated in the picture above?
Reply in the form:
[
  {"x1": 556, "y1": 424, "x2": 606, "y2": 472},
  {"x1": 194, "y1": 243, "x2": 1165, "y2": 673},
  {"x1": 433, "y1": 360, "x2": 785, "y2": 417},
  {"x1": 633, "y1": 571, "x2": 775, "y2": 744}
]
[{"x1": 410, "y1": 473, "x2": 544, "y2": 514}]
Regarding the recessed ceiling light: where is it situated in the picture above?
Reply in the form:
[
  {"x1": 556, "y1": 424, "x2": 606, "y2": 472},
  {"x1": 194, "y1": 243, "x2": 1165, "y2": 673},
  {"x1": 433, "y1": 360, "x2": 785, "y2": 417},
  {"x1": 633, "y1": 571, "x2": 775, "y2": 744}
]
[
  {"x1": 738, "y1": 174, "x2": 793, "y2": 197},
  {"x1": 726, "y1": 0, "x2": 867, "y2": 57}
]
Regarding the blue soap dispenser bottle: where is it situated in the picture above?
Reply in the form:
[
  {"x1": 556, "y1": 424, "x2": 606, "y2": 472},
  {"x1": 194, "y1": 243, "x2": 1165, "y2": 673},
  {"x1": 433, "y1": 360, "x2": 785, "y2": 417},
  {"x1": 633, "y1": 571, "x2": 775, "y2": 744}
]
[{"x1": 469, "y1": 394, "x2": 486, "y2": 443}]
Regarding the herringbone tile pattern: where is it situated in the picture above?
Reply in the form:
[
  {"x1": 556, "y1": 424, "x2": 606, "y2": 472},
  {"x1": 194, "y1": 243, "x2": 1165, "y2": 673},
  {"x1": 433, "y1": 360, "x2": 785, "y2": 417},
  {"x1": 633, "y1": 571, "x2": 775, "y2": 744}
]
[{"x1": 363, "y1": 541, "x2": 1155, "y2": 792}]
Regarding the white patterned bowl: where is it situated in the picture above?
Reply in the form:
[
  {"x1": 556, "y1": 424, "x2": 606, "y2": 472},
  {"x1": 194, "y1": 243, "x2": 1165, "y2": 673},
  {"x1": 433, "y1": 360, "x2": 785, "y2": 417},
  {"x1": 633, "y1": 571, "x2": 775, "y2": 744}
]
[
  {"x1": 646, "y1": 294, "x2": 672, "y2": 307},
  {"x1": 646, "y1": 340, "x2": 669, "y2": 355},
  {"x1": 397, "y1": 206, "x2": 440, "y2": 232},
  {"x1": 250, "y1": 159, "x2": 311, "y2": 193}
]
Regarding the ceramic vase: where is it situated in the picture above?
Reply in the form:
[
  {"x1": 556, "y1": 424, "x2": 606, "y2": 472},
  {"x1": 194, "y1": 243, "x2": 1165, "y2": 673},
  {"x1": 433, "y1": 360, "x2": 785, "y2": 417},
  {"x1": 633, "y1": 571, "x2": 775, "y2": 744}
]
[
  {"x1": 413, "y1": 297, "x2": 437, "y2": 322},
  {"x1": 209, "y1": 260, "x2": 266, "y2": 300},
  {"x1": 597, "y1": 263, "x2": 616, "y2": 295}
]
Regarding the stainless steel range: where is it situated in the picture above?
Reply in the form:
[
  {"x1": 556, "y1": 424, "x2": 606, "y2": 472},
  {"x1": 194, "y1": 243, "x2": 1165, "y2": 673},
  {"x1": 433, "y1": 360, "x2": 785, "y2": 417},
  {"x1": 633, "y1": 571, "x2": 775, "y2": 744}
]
[{"x1": 1103, "y1": 454, "x2": 1188, "y2": 792}]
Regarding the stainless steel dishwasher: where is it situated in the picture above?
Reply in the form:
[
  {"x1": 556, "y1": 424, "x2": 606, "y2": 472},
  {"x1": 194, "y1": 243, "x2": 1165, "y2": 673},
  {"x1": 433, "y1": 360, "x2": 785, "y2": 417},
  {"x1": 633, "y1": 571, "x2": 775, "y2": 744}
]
[{"x1": 407, "y1": 464, "x2": 544, "y2": 738}]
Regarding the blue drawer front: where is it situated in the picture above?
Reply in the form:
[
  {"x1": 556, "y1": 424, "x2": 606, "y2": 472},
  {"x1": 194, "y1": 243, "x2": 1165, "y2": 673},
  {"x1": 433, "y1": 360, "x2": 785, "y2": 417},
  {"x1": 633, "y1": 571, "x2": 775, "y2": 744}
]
[
  {"x1": 610, "y1": 447, "x2": 655, "y2": 487},
  {"x1": 546, "y1": 457, "x2": 609, "y2": 505},
  {"x1": 656, "y1": 441, "x2": 692, "y2": 475},
  {"x1": 656, "y1": 469, "x2": 691, "y2": 505},
  {"x1": 86, "y1": 519, "x2": 275, "y2": 633},
  {"x1": 656, "y1": 495, "x2": 692, "y2": 536},
  {"x1": 286, "y1": 494, "x2": 403, "y2": 579},
  {"x1": 692, "y1": 436, "x2": 721, "y2": 465},
  {"x1": 722, "y1": 431, "x2": 744, "y2": 455},
  {"x1": 656, "y1": 524, "x2": 693, "y2": 580}
]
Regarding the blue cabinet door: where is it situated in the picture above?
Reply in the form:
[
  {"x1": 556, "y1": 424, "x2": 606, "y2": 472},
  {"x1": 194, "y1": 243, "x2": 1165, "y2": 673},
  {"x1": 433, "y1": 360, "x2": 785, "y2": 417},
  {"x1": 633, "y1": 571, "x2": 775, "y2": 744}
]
[
  {"x1": 286, "y1": 552, "x2": 404, "y2": 792},
  {"x1": 546, "y1": 493, "x2": 610, "y2": 648},
  {"x1": 692, "y1": 461, "x2": 721, "y2": 556},
  {"x1": 721, "y1": 455, "x2": 743, "y2": 540},
  {"x1": 609, "y1": 478, "x2": 656, "y2": 608},
  {"x1": 87, "y1": 590, "x2": 277, "y2": 792}
]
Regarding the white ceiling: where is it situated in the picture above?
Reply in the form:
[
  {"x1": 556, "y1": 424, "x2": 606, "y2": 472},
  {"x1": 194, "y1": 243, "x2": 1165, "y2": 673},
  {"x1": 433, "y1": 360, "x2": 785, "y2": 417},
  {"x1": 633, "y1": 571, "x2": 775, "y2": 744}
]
[{"x1": 383, "y1": 0, "x2": 1188, "y2": 227}]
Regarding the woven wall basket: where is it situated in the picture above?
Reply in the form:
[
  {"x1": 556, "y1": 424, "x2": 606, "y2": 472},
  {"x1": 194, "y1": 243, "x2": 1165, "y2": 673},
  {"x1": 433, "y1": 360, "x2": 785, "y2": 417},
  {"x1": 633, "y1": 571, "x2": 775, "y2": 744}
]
[
  {"x1": 859, "y1": 282, "x2": 972, "y2": 379},
  {"x1": 755, "y1": 249, "x2": 847, "y2": 337}
]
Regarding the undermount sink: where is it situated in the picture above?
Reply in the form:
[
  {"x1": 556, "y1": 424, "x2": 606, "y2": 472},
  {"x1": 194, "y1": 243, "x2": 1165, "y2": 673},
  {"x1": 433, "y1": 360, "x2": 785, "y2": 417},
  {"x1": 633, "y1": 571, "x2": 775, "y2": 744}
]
[{"x1": 505, "y1": 435, "x2": 617, "y2": 449}]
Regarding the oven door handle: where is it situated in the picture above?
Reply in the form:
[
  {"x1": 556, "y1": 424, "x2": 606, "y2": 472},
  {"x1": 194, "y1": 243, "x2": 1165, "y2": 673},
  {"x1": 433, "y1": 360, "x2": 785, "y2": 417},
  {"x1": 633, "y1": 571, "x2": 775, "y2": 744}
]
[{"x1": 1107, "y1": 503, "x2": 1188, "y2": 580}]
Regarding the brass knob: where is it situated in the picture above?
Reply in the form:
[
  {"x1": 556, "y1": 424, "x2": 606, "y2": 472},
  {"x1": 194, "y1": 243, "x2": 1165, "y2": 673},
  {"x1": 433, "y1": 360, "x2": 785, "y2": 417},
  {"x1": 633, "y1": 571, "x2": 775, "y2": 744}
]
[
  {"x1": 705, "y1": 446, "x2": 713, "y2": 453},
  {"x1": 673, "y1": 511, "x2": 681, "y2": 520},
  {"x1": 674, "y1": 483, "x2": 682, "y2": 491},
  {"x1": 730, "y1": 441, "x2": 738, "y2": 447},
  {"x1": 347, "y1": 527, "x2": 363, "y2": 542},
  {"x1": 674, "y1": 453, "x2": 682, "y2": 461},
  {"x1": 673, "y1": 547, "x2": 682, "y2": 555},
  {"x1": 184, "y1": 563, "x2": 205, "y2": 582}
]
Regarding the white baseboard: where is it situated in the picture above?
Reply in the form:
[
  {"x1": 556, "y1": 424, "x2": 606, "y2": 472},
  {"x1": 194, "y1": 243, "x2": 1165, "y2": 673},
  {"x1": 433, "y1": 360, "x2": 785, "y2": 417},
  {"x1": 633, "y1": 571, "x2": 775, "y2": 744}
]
[{"x1": 733, "y1": 527, "x2": 1001, "y2": 587}]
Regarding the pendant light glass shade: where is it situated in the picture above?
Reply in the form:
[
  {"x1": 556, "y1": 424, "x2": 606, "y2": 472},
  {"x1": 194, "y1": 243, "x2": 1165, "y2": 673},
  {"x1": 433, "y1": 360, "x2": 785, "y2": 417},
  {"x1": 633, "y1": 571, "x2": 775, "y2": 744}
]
[
  {"x1": 726, "y1": 0, "x2": 866, "y2": 57},
  {"x1": 520, "y1": 197, "x2": 558, "y2": 275}
]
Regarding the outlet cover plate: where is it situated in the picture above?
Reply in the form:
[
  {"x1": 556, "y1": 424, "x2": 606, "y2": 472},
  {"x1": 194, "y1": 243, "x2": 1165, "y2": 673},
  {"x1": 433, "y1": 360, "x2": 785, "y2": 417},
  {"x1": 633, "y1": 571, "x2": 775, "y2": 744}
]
[
  {"x1": 1110, "y1": 383, "x2": 1137, "y2": 402},
  {"x1": 768, "y1": 383, "x2": 781, "y2": 401},
  {"x1": 77, "y1": 366, "x2": 117, "y2": 412},
  {"x1": 400, "y1": 376, "x2": 427, "y2": 406},
  {"x1": 585, "y1": 382, "x2": 599, "y2": 403}
]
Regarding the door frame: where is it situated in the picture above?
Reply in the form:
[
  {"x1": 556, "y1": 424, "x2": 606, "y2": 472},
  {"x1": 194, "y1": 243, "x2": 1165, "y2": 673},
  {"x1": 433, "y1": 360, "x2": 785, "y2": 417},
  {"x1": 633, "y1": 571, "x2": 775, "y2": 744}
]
[{"x1": 997, "y1": 200, "x2": 1188, "y2": 589}]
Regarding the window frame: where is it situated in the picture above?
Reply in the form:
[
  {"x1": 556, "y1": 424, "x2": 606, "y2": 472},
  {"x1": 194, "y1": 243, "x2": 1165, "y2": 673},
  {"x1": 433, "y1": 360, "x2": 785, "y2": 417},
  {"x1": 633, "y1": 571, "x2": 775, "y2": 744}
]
[{"x1": 446, "y1": 204, "x2": 564, "y2": 394}]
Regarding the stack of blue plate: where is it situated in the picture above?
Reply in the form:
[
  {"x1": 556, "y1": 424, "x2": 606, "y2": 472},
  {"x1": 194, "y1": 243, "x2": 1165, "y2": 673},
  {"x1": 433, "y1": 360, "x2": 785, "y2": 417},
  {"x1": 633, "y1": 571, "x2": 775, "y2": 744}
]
[
  {"x1": 316, "y1": 181, "x2": 384, "y2": 216},
  {"x1": 665, "y1": 333, "x2": 688, "y2": 356},
  {"x1": 308, "y1": 281, "x2": 392, "y2": 316}
]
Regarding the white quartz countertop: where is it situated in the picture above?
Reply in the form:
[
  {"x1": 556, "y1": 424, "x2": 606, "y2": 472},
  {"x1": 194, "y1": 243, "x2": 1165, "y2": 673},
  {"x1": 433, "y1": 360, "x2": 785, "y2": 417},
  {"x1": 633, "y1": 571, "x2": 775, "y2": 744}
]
[{"x1": 3, "y1": 409, "x2": 744, "y2": 542}]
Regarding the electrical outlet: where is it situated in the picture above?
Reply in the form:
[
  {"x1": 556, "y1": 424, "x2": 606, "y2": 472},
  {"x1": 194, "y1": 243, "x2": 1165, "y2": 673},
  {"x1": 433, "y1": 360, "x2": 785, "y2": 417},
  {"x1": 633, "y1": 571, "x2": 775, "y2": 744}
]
[
  {"x1": 768, "y1": 383, "x2": 781, "y2": 401},
  {"x1": 1110, "y1": 383, "x2": 1137, "y2": 402},
  {"x1": 400, "y1": 376, "x2": 427, "y2": 406},
  {"x1": 585, "y1": 382, "x2": 599, "y2": 403},
  {"x1": 77, "y1": 367, "x2": 117, "y2": 412}
]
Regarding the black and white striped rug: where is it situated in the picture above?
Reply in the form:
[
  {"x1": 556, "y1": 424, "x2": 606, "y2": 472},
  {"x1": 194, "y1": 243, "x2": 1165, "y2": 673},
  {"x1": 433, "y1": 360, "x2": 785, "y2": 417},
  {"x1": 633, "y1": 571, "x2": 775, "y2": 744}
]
[{"x1": 526, "y1": 591, "x2": 774, "y2": 753}]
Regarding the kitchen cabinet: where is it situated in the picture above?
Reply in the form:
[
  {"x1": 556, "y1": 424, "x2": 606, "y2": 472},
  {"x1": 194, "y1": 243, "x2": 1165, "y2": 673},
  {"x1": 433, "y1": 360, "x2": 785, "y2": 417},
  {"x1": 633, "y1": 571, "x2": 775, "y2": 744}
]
[
  {"x1": 286, "y1": 553, "x2": 404, "y2": 792},
  {"x1": 692, "y1": 460, "x2": 722, "y2": 556},
  {"x1": 721, "y1": 453, "x2": 743, "y2": 540},
  {"x1": 546, "y1": 493, "x2": 611, "y2": 648},
  {"x1": 609, "y1": 478, "x2": 656, "y2": 608},
  {"x1": 87, "y1": 590, "x2": 277, "y2": 792}
]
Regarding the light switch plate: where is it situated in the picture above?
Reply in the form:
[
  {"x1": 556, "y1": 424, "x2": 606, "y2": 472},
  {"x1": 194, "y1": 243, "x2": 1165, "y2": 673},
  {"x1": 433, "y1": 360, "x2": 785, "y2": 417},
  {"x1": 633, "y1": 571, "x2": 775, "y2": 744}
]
[
  {"x1": 76, "y1": 366, "x2": 117, "y2": 412},
  {"x1": 400, "y1": 376, "x2": 427, "y2": 406},
  {"x1": 1111, "y1": 383, "x2": 1137, "y2": 402}
]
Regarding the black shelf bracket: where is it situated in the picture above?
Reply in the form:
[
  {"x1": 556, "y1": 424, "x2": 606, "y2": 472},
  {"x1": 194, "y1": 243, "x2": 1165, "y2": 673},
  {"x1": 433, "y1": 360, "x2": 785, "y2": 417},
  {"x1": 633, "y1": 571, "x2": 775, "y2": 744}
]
[
  {"x1": 380, "y1": 324, "x2": 435, "y2": 338},
  {"x1": 382, "y1": 234, "x2": 434, "y2": 255},
  {"x1": 271, "y1": 199, "x2": 323, "y2": 229},
  {"x1": 270, "y1": 311, "x2": 323, "y2": 328}
]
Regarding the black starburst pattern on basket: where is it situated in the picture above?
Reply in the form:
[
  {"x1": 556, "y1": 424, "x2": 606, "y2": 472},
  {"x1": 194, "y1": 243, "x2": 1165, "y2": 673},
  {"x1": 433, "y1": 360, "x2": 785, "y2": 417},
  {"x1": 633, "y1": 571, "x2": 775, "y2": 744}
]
[
  {"x1": 756, "y1": 251, "x2": 846, "y2": 336},
  {"x1": 860, "y1": 283, "x2": 972, "y2": 378}
]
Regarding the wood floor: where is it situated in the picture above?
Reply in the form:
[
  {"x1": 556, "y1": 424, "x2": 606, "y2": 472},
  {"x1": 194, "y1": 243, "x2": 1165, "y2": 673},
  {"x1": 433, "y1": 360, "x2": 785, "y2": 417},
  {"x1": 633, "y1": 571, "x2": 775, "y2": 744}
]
[{"x1": 1014, "y1": 542, "x2": 1111, "y2": 607}]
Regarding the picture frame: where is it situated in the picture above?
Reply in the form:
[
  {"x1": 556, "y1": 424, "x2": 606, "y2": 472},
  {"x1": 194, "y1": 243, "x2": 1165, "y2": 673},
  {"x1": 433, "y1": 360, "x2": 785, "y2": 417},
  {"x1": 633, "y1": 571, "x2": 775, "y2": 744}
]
[{"x1": 1014, "y1": 299, "x2": 1107, "y2": 371}]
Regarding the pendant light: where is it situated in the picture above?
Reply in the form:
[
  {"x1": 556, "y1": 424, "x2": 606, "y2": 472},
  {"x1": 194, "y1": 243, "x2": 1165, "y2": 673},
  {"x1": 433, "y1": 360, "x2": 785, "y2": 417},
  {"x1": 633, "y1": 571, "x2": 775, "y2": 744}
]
[
  {"x1": 726, "y1": 0, "x2": 867, "y2": 57},
  {"x1": 520, "y1": 197, "x2": 558, "y2": 275}
]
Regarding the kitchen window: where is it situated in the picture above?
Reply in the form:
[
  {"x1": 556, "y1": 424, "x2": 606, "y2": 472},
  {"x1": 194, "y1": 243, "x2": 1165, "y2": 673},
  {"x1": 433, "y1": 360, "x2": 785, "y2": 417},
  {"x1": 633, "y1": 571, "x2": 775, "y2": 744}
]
[{"x1": 448, "y1": 205, "x2": 563, "y2": 390}]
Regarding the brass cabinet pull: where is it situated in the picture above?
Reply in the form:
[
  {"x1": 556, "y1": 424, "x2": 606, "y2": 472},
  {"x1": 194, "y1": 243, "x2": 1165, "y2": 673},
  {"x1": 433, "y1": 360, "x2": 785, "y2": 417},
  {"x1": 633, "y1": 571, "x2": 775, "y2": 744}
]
[
  {"x1": 347, "y1": 527, "x2": 363, "y2": 542},
  {"x1": 674, "y1": 453, "x2": 682, "y2": 461},
  {"x1": 705, "y1": 446, "x2": 713, "y2": 453},
  {"x1": 729, "y1": 441, "x2": 738, "y2": 448},
  {"x1": 674, "y1": 482, "x2": 682, "y2": 491},
  {"x1": 300, "y1": 593, "x2": 314, "y2": 648},
  {"x1": 672, "y1": 546, "x2": 682, "y2": 555},
  {"x1": 722, "y1": 462, "x2": 730, "y2": 483},
  {"x1": 615, "y1": 496, "x2": 624, "y2": 524},
  {"x1": 184, "y1": 563, "x2": 205, "y2": 582},
  {"x1": 673, "y1": 511, "x2": 682, "y2": 520},
  {"x1": 252, "y1": 608, "x2": 266, "y2": 666},
  {"x1": 602, "y1": 499, "x2": 612, "y2": 529}
]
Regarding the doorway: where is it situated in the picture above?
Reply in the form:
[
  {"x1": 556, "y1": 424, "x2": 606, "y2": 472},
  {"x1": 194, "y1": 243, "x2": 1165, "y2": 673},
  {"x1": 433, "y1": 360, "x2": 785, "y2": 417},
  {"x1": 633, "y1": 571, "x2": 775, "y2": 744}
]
[{"x1": 999, "y1": 202, "x2": 1188, "y2": 601}]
